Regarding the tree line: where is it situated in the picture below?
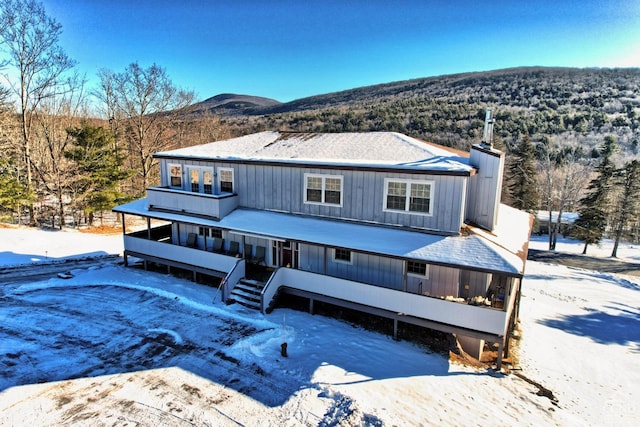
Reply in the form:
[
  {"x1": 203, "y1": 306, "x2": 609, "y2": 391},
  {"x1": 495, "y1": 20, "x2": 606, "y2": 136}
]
[
  {"x1": 1, "y1": 0, "x2": 638, "y2": 254},
  {"x1": 0, "y1": 0, "x2": 228, "y2": 228}
]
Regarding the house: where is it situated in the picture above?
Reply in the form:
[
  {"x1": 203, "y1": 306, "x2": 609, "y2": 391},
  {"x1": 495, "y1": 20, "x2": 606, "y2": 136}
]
[
  {"x1": 113, "y1": 115, "x2": 533, "y2": 368},
  {"x1": 534, "y1": 210, "x2": 578, "y2": 235}
]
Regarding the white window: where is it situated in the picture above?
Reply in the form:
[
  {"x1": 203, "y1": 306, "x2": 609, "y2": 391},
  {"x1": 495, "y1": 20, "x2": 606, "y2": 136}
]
[
  {"x1": 304, "y1": 174, "x2": 343, "y2": 206},
  {"x1": 190, "y1": 169, "x2": 200, "y2": 192},
  {"x1": 407, "y1": 260, "x2": 429, "y2": 278},
  {"x1": 169, "y1": 164, "x2": 182, "y2": 188},
  {"x1": 383, "y1": 179, "x2": 434, "y2": 215},
  {"x1": 333, "y1": 248, "x2": 352, "y2": 264},
  {"x1": 203, "y1": 171, "x2": 213, "y2": 194},
  {"x1": 188, "y1": 167, "x2": 214, "y2": 194},
  {"x1": 219, "y1": 168, "x2": 234, "y2": 193}
]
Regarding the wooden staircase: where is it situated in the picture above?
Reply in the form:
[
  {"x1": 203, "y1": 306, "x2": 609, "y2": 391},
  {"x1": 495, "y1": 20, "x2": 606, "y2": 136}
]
[{"x1": 229, "y1": 279, "x2": 265, "y2": 310}]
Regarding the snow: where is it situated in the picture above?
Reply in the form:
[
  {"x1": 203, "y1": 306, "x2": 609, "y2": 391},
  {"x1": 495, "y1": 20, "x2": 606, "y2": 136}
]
[
  {"x1": 155, "y1": 131, "x2": 474, "y2": 173},
  {"x1": 115, "y1": 200, "x2": 526, "y2": 275},
  {"x1": 1, "y1": 226, "x2": 639, "y2": 426}
]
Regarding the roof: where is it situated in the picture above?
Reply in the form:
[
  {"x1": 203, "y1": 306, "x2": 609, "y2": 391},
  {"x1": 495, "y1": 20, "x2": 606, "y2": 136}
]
[
  {"x1": 115, "y1": 199, "x2": 527, "y2": 277},
  {"x1": 155, "y1": 131, "x2": 474, "y2": 174},
  {"x1": 535, "y1": 210, "x2": 579, "y2": 224}
]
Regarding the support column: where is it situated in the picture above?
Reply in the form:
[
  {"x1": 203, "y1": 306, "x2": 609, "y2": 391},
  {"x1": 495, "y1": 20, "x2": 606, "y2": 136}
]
[
  {"x1": 393, "y1": 319, "x2": 398, "y2": 340},
  {"x1": 496, "y1": 340, "x2": 505, "y2": 370},
  {"x1": 402, "y1": 260, "x2": 407, "y2": 291},
  {"x1": 309, "y1": 298, "x2": 314, "y2": 314},
  {"x1": 457, "y1": 335, "x2": 485, "y2": 360},
  {"x1": 147, "y1": 217, "x2": 151, "y2": 240}
]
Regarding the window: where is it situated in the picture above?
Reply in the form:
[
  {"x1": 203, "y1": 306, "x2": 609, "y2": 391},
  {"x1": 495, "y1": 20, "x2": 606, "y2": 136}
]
[
  {"x1": 169, "y1": 164, "x2": 182, "y2": 188},
  {"x1": 384, "y1": 179, "x2": 433, "y2": 215},
  {"x1": 304, "y1": 174, "x2": 343, "y2": 206},
  {"x1": 334, "y1": 248, "x2": 352, "y2": 263},
  {"x1": 203, "y1": 171, "x2": 213, "y2": 194},
  {"x1": 219, "y1": 168, "x2": 234, "y2": 193},
  {"x1": 190, "y1": 169, "x2": 199, "y2": 192},
  {"x1": 198, "y1": 227, "x2": 222, "y2": 238},
  {"x1": 407, "y1": 260, "x2": 428, "y2": 277}
]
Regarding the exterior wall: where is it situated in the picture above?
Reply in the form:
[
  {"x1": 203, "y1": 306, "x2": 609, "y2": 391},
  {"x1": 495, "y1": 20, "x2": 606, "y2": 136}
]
[
  {"x1": 157, "y1": 158, "x2": 467, "y2": 234},
  {"x1": 466, "y1": 145, "x2": 505, "y2": 231}
]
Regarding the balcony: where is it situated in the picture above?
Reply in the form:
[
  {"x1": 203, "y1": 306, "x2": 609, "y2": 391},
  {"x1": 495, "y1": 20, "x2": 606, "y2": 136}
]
[
  {"x1": 124, "y1": 226, "x2": 240, "y2": 277},
  {"x1": 261, "y1": 268, "x2": 511, "y2": 337},
  {"x1": 146, "y1": 186, "x2": 238, "y2": 220}
]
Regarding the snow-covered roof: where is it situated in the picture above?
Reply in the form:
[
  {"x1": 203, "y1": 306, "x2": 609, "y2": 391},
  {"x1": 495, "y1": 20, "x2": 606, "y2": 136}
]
[
  {"x1": 155, "y1": 131, "x2": 474, "y2": 174},
  {"x1": 115, "y1": 199, "x2": 526, "y2": 276}
]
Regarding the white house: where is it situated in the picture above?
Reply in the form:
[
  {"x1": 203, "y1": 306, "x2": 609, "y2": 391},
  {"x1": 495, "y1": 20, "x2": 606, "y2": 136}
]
[{"x1": 113, "y1": 121, "x2": 533, "y2": 368}]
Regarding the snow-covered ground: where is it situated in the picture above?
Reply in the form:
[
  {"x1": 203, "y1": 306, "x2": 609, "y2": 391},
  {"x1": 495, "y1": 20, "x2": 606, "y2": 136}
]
[{"x1": 0, "y1": 226, "x2": 638, "y2": 426}]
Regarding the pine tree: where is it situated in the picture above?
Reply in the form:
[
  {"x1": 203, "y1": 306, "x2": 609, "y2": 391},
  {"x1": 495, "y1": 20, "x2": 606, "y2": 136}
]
[
  {"x1": 65, "y1": 125, "x2": 130, "y2": 225},
  {"x1": 508, "y1": 134, "x2": 539, "y2": 212},
  {"x1": 610, "y1": 160, "x2": 640, "y2": 257},
  {"x1": 574, "y1": 135, "x2": 618, "y2": 254}
]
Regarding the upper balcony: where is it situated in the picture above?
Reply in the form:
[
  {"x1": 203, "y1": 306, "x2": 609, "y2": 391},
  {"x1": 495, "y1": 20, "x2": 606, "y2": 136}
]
[{"x1": 146, "y1": 186, "x2": 239, "y2": 220}]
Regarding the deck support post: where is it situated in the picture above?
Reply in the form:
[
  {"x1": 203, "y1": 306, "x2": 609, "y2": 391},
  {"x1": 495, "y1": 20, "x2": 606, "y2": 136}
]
[
  {"x1": 309, "y1": 298, "x2": 314, "y2": 314},
  {"x1": 393, "y1": 318, "x2": 398, "y2": 340},
  {"x1": 496, "y1": 340, "x2": 504, "y2": 371}
]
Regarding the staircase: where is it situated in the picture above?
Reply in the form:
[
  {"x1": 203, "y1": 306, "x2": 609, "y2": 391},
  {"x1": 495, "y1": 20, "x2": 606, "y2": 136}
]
[{"x1": 229, "y1": 279, "x2": 265, "y2": 310}]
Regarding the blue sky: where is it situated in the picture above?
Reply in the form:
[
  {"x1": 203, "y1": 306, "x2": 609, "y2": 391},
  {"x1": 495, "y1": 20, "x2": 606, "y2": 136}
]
[{"x1": 39, "y1": 0, "x2": 640, "y2": 102}]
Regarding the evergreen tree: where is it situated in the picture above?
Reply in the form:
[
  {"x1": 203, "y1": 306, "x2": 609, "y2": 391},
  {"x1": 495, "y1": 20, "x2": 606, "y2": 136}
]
[
  {"x1": 610, "y1": 160, "x2": 640, "y2": 257},
  {"x1": 0, "y1": 158, "x2": 33, "y2": 223},
  {"x1": 574, "y1": 135, "x2": 618, "y2": 254},
  {"x1": 65, "y1": 125, "x2": 130, "y2": 225},
  {"x1": 508, "y1": 134, "x2": 539, "y2": 212}
]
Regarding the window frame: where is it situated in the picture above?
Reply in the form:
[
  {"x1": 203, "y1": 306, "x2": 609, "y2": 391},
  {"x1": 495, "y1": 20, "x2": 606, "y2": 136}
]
[
  {"x1": 218, "y1": 167, "x2": 234, "y2": 193},
  {"x1": 304, "y1": 173, "x2": 343, "y2": 207},
  {"x1": 383, "y1": 178, "x2": 434, "y2": 216},
  {"x1": 187, "y1": 166, "x2": 214, "y2": 194},
  {"x1": 333, "y1": 248, "x2": 353, "y2": 264},
  {"x1": 168, "y1": 163, "x2": 183, "y2": 189},
  {"x1": 407, "y1": 260, "x2": 429, "y2": 278}
]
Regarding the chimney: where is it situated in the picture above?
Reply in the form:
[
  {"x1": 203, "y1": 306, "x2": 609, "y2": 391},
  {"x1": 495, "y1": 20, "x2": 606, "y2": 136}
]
[{"x1": 465, "y1": 108, "x2": 505, "y2": 231}]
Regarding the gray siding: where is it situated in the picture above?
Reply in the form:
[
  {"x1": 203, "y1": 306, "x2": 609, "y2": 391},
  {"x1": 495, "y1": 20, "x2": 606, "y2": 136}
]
[
  {"x1": 156, "y1": 159, "x2": 467, "y2": 234},
  {"x1": 466, "y1": 146, "x2": 505, "y2": 231}
]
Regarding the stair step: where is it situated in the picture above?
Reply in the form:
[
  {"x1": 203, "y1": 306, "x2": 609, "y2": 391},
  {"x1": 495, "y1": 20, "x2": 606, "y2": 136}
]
[
  {"x1": 231, "y1": 287, "x2": 261, "y2": 303},
  {"x1": 234, "y1": 283, "x2": 263, "y2": 295},
  {"x1": 234, "y1": 298, "x2": 261, "y2": 310}
]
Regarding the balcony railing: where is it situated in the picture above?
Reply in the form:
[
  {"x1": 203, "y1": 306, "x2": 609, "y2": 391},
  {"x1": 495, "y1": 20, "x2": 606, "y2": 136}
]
[
  {"x1": 123, "y1": 230, "x2": 240, "y2": 274},
  {"x1": 261, "y1": 268, "x2": 510, "y2": 336},
  {"x1": 146, "y1": 186, "x2": 238, "y2": 219}
]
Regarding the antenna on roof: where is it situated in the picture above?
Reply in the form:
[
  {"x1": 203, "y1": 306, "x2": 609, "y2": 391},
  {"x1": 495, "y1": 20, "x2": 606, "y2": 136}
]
[{"x1": 481, "y1": 108, "x2": 494, "y2": 149}]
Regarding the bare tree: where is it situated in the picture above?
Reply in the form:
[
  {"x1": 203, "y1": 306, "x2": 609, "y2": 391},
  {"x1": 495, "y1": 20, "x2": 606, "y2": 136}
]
[
  {"x1": 537, "y1": 139, "x2": 591, "y2": 249},
  {"x1": 0, "y1": 0, "x2": 76, "y2": 224},
  {"x1": 96, "y1": 63, "x2": 194, "y2": 196},
  {"x1": 30, "y1": 73, "x2": 87, "y2": 228}
]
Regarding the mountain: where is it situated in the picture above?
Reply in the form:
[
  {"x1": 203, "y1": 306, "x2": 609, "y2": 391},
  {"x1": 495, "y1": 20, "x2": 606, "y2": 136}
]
[
  {"x1": 203, "y1": 67, "x2": 640, "y2": 155},
  {"x1": 189, "y1": 93, "x2": 281, "y2": 116}
]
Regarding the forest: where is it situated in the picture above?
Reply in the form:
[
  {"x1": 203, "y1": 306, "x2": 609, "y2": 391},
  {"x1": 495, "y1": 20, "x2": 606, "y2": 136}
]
[{"x1": 1, "y1": 0, "x2": 638, "y2": 254}]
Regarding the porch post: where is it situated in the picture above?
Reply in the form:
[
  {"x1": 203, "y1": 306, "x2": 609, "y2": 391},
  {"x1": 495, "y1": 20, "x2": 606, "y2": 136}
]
[
  {"x1": 120, "y1": 213, "x2": 126, "y2": 234},
  {"x1": 496, "y1": 340, "x2": 504, "y2": 370},
  {"x1": 323, "y1": 247, "x2": 327, "y2": 274},
  {"x1": 402, "y1": 260, "x2": 407, "y2": 292}
]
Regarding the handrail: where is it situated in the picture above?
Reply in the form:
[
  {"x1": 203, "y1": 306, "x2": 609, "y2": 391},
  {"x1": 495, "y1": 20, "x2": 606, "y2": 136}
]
[
  {"x1": 223, "y1": 258, "x2": 246, "y2": 303},
  {"x1": 260, "y1": 266, "x2": 283, "y2": 314}
]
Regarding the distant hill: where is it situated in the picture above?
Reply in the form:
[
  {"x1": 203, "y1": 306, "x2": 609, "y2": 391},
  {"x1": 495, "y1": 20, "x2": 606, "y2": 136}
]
[
  {"x1": 189, "y1": 93, "x2": 281, "y2": 116},
  {"x1": 203, "y1": 67, "x2": 640, "y2": 155}
]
